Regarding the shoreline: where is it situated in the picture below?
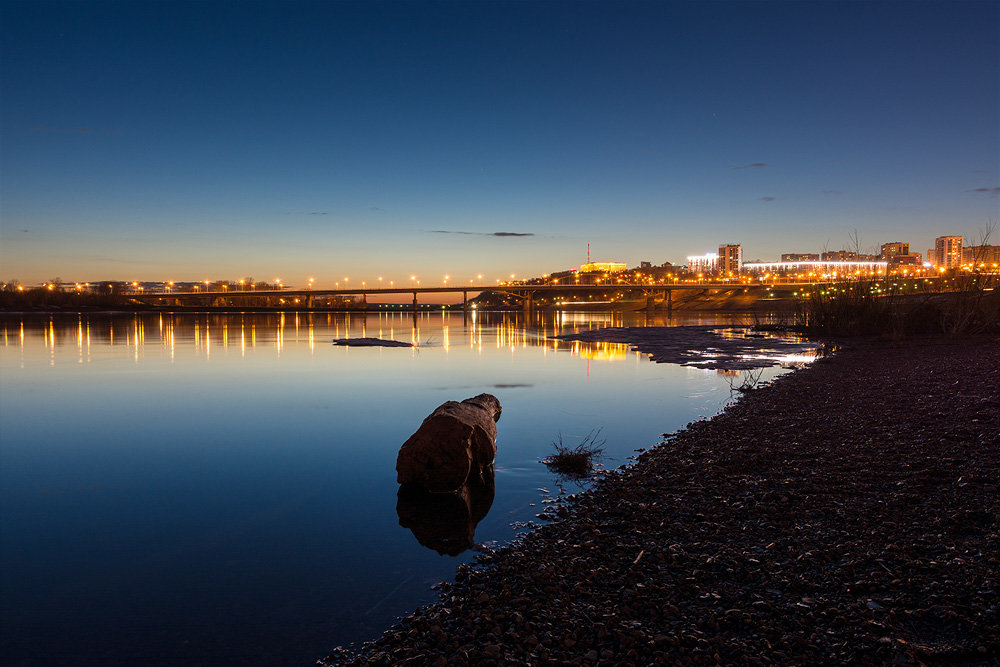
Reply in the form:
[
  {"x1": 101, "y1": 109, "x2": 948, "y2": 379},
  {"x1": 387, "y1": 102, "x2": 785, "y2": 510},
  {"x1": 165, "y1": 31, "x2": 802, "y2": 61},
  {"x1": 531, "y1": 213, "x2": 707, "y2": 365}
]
[{"x1": 322, "y1": 334, "x2": 999, "y2": 666}]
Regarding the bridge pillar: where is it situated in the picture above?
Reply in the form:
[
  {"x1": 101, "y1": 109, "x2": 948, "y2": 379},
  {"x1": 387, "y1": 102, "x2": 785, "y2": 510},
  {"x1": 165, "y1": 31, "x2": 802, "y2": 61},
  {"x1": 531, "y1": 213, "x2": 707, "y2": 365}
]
[
  {"x1": 412, "y1": 292, "x2": 418, "y2": 310},
  {"x1": 645, "y1": 295, "x2": 655, "y2": 314},
  {"x1": 463, "y1": 290, "x2": 469, "y2": 310},
  {"x1": 305, "y1": 295, "x2": 315, "y2": 309},
  {"x1": 522, "y1": 293, "x2": 533, "y2": 313},
  {"x1": 666, "y1": 289, "x2": 672, "y2": 314}
]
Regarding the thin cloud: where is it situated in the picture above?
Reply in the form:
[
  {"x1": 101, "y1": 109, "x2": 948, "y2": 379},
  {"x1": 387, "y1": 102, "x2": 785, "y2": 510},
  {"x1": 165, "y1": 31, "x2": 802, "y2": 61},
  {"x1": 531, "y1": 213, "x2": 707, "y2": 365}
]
[
  {"x1": 429, "y1": 230, "x2": 534, "y2": 237},
  {"x1": 732, "y1": 162, "x2": 767, "y2": 170},
  {"x1": 966, "y1": 187, "x2": 1000, "y2": 196},
  {"x1": 285, "y1": 211, "x2": 328, "y2": 215},
  {"x1": 759, "y1": 196, "x2": 775, "y2": 202},
  {"x1": 821, "y1": 189, "x2": 843, "y2": 195}
]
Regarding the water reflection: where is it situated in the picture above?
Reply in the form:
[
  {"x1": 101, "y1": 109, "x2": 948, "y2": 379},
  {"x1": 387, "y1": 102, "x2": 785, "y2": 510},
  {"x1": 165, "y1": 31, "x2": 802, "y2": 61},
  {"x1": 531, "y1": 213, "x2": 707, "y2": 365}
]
[
  {"x1": 1, "y1": 311, "x2": 651, "y2": 364},
  {"x1": 396, "y1": 474, "x2": 496, "y2": 556}
]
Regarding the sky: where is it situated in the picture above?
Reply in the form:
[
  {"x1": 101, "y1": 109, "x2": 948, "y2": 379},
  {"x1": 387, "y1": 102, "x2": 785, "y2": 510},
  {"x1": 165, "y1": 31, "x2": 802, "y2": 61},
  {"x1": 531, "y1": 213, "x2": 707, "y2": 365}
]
[{"x1": 1, "y1": 0, "x2": 998, "y2": 288}]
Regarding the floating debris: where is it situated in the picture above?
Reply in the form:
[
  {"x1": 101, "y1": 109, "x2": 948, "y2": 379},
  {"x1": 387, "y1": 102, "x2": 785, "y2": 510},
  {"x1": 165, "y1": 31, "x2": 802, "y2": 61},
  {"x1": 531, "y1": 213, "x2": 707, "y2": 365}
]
[{"x1": 332, "y1": 337, "x2": 413, "y2": 347}]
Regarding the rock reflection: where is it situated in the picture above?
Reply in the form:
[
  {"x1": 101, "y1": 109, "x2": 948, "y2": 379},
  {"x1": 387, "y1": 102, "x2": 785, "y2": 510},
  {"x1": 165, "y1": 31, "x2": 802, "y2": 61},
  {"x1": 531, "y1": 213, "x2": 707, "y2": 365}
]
[{"x1": 396, "y1": 471, "x2": 495, "y2": 556}]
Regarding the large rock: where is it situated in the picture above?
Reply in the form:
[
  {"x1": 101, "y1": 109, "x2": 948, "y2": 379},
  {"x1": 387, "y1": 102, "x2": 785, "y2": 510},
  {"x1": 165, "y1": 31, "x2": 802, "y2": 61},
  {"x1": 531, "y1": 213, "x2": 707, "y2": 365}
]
[{"x1": 396, "y1": 393, "x2": 501, "y2": 493}]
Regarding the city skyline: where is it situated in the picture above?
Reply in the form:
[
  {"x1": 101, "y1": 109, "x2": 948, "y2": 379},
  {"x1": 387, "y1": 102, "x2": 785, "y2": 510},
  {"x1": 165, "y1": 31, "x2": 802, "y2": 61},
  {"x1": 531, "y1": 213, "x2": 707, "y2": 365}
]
[{"x1": 2, "y1": 1, "x2": 998, "y2": 286}]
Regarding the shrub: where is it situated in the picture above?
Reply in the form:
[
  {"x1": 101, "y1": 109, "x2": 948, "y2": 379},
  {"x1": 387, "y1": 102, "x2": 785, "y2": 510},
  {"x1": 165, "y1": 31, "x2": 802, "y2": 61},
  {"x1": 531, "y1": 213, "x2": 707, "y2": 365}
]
[{"x1": 542, "y1": 429, "x2": 606, "y2": 476}]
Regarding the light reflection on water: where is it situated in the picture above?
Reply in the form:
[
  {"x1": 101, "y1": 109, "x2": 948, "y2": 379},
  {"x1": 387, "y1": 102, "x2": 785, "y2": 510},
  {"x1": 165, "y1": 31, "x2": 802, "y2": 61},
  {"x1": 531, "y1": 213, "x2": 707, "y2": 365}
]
[{"x1": 1, "y1": 310, "x2": 795, "y2": 665}]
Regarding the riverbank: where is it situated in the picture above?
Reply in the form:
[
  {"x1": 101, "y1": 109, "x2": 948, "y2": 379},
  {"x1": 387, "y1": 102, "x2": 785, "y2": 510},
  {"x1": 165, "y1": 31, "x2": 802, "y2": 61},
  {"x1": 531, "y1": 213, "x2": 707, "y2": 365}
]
[{"x1": 322, "y1": 335, "x2": 999, "y2": 666}]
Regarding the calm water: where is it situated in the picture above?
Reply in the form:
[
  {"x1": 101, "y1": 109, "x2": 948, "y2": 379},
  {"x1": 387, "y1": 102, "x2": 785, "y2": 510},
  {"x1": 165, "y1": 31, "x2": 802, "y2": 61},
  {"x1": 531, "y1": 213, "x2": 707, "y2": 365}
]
[{"x1": 1, "y1": 310, "x2": 804, "y2": 665}]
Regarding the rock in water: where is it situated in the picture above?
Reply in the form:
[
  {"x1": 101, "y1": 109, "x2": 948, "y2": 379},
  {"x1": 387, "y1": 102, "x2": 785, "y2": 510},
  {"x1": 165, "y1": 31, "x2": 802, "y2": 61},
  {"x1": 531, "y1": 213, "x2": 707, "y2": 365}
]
[{"x1": 396, "y1": 394, "x2": 501, "y2": 493}]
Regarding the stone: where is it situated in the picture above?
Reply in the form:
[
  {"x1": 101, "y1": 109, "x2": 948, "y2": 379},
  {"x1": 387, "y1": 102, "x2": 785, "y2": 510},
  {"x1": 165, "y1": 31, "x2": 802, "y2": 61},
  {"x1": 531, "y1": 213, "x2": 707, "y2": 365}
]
[{"x1": 396, "y1": 394, "x2": 501, "y2": 493}]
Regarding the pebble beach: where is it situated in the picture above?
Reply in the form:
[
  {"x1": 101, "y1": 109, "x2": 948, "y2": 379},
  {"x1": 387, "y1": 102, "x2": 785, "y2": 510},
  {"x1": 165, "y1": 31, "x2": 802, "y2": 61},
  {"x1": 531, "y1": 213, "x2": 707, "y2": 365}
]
[{"x1": 322, "y1": 334, "x2": 999, "y2": 666}]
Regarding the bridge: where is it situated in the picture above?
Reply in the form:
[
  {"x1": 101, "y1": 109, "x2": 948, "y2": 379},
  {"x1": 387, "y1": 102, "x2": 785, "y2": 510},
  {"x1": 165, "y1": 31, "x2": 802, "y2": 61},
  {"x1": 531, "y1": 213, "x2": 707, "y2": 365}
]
[{"x1": 131, "y1": 281, "x2": 824, "y2": 313}]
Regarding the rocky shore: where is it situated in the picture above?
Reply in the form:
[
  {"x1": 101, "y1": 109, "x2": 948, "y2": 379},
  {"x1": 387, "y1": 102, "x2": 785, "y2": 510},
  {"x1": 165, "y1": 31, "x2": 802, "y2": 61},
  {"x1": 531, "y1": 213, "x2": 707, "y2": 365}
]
[{"x1": 321, "y1": 335, "x2": 999, "y2": 666}]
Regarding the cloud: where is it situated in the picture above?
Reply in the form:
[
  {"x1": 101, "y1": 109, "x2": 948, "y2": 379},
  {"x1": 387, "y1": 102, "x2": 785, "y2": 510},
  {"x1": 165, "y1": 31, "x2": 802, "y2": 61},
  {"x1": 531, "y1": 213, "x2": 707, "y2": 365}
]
[
  {"x1": 821, "y1": 189, "x2": 843, "y2": 195},
  {"x1": 429, "y1": 230, "x2": 534, "y2": 237},
  {"x1": 759, "y1": 196, "x2": 775, "y2": 202},
  {"x1": 285, "y1": 211, "x2": 328, "y2": 215},
  {"x1": 732, "y1": 162, "x2": 767, "y2": 170},
  {"x1": 966, "y1": 187, "x2": 1000, "y2": 197}
]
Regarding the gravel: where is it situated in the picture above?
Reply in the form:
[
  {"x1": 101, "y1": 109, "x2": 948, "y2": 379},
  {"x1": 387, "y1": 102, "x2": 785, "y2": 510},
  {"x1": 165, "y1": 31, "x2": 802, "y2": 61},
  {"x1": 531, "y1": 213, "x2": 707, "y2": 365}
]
[{"x1": 320, "y1": 335, "x2": 1000, "y2": 666}]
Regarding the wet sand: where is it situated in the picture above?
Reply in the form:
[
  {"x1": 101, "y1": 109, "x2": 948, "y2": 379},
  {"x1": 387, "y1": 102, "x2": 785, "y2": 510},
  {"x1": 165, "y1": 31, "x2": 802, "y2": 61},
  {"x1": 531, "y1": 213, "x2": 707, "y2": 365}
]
[{"x1": 322, "y1": 335, "x2": 999, "y2": 666}]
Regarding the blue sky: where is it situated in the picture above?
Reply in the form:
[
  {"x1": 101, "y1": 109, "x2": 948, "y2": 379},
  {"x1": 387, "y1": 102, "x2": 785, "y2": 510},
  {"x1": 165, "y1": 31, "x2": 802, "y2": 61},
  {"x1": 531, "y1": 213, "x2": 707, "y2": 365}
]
[{"x1": 2, "y1": 0, "x2": 998, "y2": 287}]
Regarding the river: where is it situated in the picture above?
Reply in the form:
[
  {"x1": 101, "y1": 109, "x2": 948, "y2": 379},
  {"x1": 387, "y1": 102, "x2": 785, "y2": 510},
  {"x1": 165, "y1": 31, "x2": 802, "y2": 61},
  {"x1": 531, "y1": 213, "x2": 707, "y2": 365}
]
[{"x1": 0, "y1": 310, "x2": 810, "y2": 665}]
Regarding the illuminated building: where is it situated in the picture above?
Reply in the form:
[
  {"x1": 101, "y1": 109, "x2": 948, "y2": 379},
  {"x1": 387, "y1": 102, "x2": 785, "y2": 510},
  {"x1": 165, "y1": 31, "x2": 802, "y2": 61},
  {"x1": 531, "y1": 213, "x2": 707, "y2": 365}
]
[
  {"x1": 781, "y1": 253, "x2": 820, "y2": 262},
  {"x1": 822, "y1": 250, "x2": 858, "y2": 261},
  {"x1": 934, "y1": 236, "x2": 963, "y2": 269},
  {"x1": 686, "y1": 253, "x2": 718, "y2": 272},
  {"x1": 579, "y1": 261, "x2": 627, "y2": 273},
  {"x1": 718, "y1": 244, "x2": 742, "y2": 274},
  {"x1": 962, "y1": 244, "x2": 1000, "y2": 266},
  {"x1": 821, "y1": 250, "x2": 878, "y2": 262},
  {"x1": 687, "y1": 244, "x2": 742, "y2": 275},
  {"x1": 880, "y1": 242, "x2": 909, "y2": 259},
  {"x1": 879, "y1": 242, "x2": 921, "y2": 270},
  {"x1": 743, "y1": 260, "x2": 888, "y2": 276}
]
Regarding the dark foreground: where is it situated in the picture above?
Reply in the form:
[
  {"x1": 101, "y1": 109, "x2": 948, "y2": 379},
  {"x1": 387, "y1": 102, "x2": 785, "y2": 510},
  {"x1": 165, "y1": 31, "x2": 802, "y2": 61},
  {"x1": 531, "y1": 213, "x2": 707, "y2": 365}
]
[{"x1": 322, "y1": 337, "x2": 999, "y2": 666}]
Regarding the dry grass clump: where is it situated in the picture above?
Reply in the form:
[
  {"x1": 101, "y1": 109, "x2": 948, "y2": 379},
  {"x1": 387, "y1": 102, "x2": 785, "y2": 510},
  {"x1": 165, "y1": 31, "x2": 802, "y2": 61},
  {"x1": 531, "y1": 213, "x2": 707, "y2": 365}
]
[{"x1": 542, "y1": 429, "x2": 606, "y2": 476}]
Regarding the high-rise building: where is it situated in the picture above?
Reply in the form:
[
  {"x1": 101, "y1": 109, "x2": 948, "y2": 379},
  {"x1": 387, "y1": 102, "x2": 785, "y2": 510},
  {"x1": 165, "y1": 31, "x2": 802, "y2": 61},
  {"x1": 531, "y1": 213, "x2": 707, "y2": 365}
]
[
  {"x1": 934, "y1": 236, "x2": 963, "y2": 269},
  {"x1": 718, "y1": 244, "x2": 742, "y2": 274}
]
